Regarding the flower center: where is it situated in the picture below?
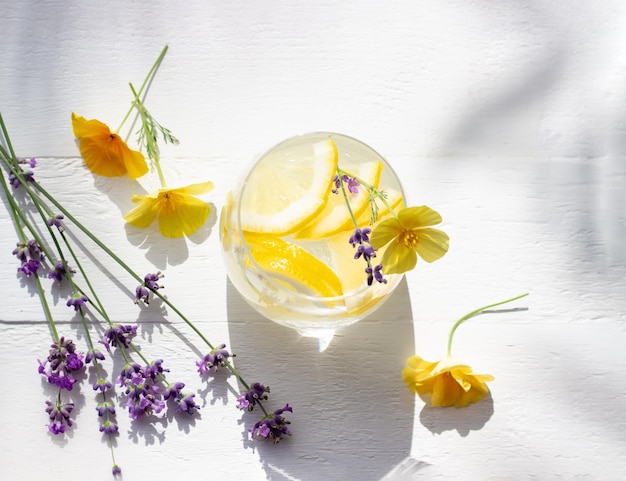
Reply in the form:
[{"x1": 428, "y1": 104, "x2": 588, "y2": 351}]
[{"x1": 399, "y1": 229, "x2": 418, "y2": 248}]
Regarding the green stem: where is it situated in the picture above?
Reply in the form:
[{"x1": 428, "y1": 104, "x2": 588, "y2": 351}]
[
  {"x1": 128, "y1": 82, "x2": 167, "y2": 187},
  {"x1": 60, "y1": 231, "x2": 112, "y2": 322},
  {"x1": 35, "y1": 273, "x2": 59, "y2": 341},
  {"x1": 115, "y1": 45, "x2": 169, "y2": 133},
  {"x1": 337, "y1": 167, "x2": 359, "y2": 228},
  {"x1": 337, "y1": 167, "x2": 398, "y2": 220},
  {"x1": 446, "y1": 293, "x2": 529, "y2": 356}
]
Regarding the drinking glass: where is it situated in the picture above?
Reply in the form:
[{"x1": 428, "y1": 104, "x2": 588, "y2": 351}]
[{"x1": 220, "y1": 132, "x2": 406, "y2": 351}]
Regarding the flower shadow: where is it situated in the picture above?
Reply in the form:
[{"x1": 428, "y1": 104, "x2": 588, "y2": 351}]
[
  {"x1": 127, "y1": 416, "x2": 167, "y2": 446},
  {"x1": 122, "y1": 201, "x2": 217, "y2": 269},
  {"x1": 226, "y1": 276, "x2": 421, "y2": 481},
  {"x1": 418, "y1": 393, "x2": 494, "y2": 437},
  {"x1": 197, "y1": 368, "x2": 237, "y2": 408}
]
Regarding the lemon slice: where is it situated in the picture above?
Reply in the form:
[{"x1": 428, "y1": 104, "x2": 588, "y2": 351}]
[
  {"x1": 295, "y1": 160, "x2": 383, "y2": 240},
  {"x1": 240, "y1": 139, "x2": 338, "y2": 235},
  {"x1": 245, "y1": 232, "x2": 343, "y2": 297}
]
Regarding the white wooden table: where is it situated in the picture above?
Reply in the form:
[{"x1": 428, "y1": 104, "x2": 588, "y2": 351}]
[{"x1": 1, "y1": 2, "x2": 625, "y2": 480}]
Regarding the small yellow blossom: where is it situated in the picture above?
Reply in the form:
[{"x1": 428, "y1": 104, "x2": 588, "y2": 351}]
[
  {"x1": 71, "y1": 112, "x2": 148, "y2": 179},
  {"x1": 370, "y1": 206, "x2": 449, "y2": 275},
  {"x1": 124, "y1": 181, "x2": 214, "y2": 238},
  {"x1": 403, "y1": 355, "x2": 494, "y2": 408}
]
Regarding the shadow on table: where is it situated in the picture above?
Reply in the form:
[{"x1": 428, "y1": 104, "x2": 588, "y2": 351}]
[
  {"x1": 227, "y1": 277, "x2": 425, "y2": 481},
  {"x1": 418, "y1": 394, "x2": 494, "y2": 436}
]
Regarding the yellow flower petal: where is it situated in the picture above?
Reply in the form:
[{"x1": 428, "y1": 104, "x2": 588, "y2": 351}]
[
  {"x1": 175, "y1": 181, "x2": 215, "y2": 195},
  {"x1": 398, "y1": 205, "x2": 442, "y2": 229},
  {"x1": 157, "y1": 193, "x2": 210, "y2": 238},
  {"x1": 415, "y1": 228, "x2": 450, "y2": 263},
  {"x1": 381, "y1": 238, "x2": 417, "y2": 275},
  {"x1": 123, "y1": 148, "x2": 149, "y2": 180},
  {"x1": 370, "y1": 217, "x2": 402, "y2": 250},
  {"x1": 403, "y1": 355, "x2": 493, "y2": 408},
  {"x1": 124, "y1": 195, "x2": 159, "y2": 228},
  {"x1": 71, "y1": 112, "x2": 108, "y2": 138},
  {"x1": 124, "y1": 183, "x2": 212, "y2": 238},
  {"x1": 78, "y1": 136, "x2": 128, "y2": 177},
  {"x1": 431, "y1": 372, "x2": 463, "y2": 407},
  {"x1": 71, "y1": 112, "x2": 148, "y2": 179}
]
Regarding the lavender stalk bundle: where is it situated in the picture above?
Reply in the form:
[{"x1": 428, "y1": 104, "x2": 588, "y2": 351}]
[{"x1": 0, "y1": 114, "x2": 292, "y2": 477}]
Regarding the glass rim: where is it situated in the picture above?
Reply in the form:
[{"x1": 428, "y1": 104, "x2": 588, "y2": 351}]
[{"x1": 235, "y1": 131, "x2": 405, "y2": 303}]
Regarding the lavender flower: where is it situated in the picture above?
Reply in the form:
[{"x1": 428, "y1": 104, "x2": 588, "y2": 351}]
[
  {"x1": 162, "y1": 381, "x2": 200, "y2": 414},
  {"x1": 144, "y1": 271, "x2": 164, "y2": 290},
  {"x1": 143, "y1": 359, "x2": 168, "y2": 381},
  {"x1": 331, "y1": 174, "x2": 360, "y2": 194},
  {"x1": 354, "y1": 244, "x2": 376, "y2": 261},
  {"x1": 163, "y1": 381, "x2": 185, "y2": 400},
  {"x1": 66, "y1": 293, "x2": 88, "y2": 311},
  {"x1": 349, "y1": 227, "x2": 371, "y2": 247},
  {"x1": 99, "y1": 420, "x2": 119, "y2": 435},
  {"x1": 135, "y1": 272, "x2": 164, "y2": 304},
  {"x1": 365, "y1": 264, "x2": 387, "y2": 286},
  {"x1": 348, "y1": 227, "x2": 387, "y2": 285},
  {"x1": 249, "y1": 404, "x2": 293, "y2": 443},
  {"x1": 47, "y1": 214, "x2": 65, "y2": 232},
  {"x1": 13, "y1": 239, "x2": 44, "y2": 276},
  {"x1": 93, "y1": 378, "x2": 113, "y2": 392},
  {"x1": 45, "y1": 399, "x2": 75, "y2": 435},
  {"x1": 47, "y1": 262, "x2": 65, "y2": 282},
  {"x1": 17, "y1": 258, "x2": 41, "y2": 276},
  {"x1": 118, "y1": 362, "x2": 166, "y2": 420},
  {"x1": 85, "y1": 348, "x2": 106, "y2": 364},
  {"x1": 197, "y1": 343, "x2": 233, "y2": 374},
  {"x1": 8, "y1": 168, "x2": 35, "y2": 189},
  {"x1": 96, "y1": 400, "x2": 116, "y2": 417},
  {"x1": 112, "y1": 465, "x2": 122, "y2": 476},
  {"x1": 38, "y1": 337, "x2": 85, "y2": 391},
  {"x1": 174, "y1": 392, "x2": 200, "y2": 414},
  {"x1": 236, "y1": 382, "x2": 269, "y2": 411},
  {"x1": 19, "y1": 157, "x2": 37, "y2": 168},
  {"x1": 134, "y1": 285, "x2": 150, "y2": 304},
  {"x1": 344, "y1": 175, "x2": 359, "y2": 194},
  {"x1": 100, "y1": 324, "x2": 138, "y2": 352}
]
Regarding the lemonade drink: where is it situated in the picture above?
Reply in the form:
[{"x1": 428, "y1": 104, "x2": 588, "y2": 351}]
[{"x1": 220, "y1": 133, "x2": 405, "y2": 337}]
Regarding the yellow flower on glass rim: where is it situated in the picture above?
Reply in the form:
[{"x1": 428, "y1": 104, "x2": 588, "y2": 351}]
[
  {"x1": 124, "y1": 181, "x2": 214, "y2": 238},
  {"x1": 403, "y1": 355, "x2": 494, "y2": 408},
  {"x1": 71, "y1": 112, "x2": 148, "y2": 180},
  {"x1": 370, "y1": 205, "x2": 449, "y2": 275}
]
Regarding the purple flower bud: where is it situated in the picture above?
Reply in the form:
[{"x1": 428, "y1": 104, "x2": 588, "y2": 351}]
[
  {"x1": 93, "y1": 378, "x2": 113, "y2": 392},
  {"x1": 66, "y1": 294, "x2": 88, "y2": 311},
  {"x1": 99, "y1": 420, "x2": 119, "y2": 435},
  {"x1": 101, "y1": 324, "x2": 137, "y2": 352},
  {"x1": 85, "y1": 348, "x2": 105, "y2": 364},
  {"x1": 96, "y1": 401, "x2": 116, "y2": 417},
  {"x1": 236, "y1": 382, "x2": 270, "y2": 411},
  {"x1": 197, "y1": 344, "x2": 233, "y2": 374},
  {"x1": 345, "y1": 175, "x2": 360, "y2": 194},
  {"x1": 47, "y1": 215, "x2": 65, "y2": 232},
  {"x1": 175, "y1": 393, "x2": 200, "y2": 414},
  {"x1": 45, "y1": 399, "x2": 74, "y2": 435},
  {"x1": 17, "y1": 259, "x2": 41, "y2": 276},
  {"x1": 249, "y1": 404, "x2": 293, "y2": 443}
]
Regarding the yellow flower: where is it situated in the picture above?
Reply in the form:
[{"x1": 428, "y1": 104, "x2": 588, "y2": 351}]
[
  {"x1": 370, "y1": 205, "x2": 449, "y2": 275},
  {"x1": 71, "y1": 112, "x2": 148, "y2": 179},
  {"x1": 402, "y1": 355, "x2": 494, "y2": 407},
  {"x1": 124, "y1": 181, "x2": 214, "y2": 238}
]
